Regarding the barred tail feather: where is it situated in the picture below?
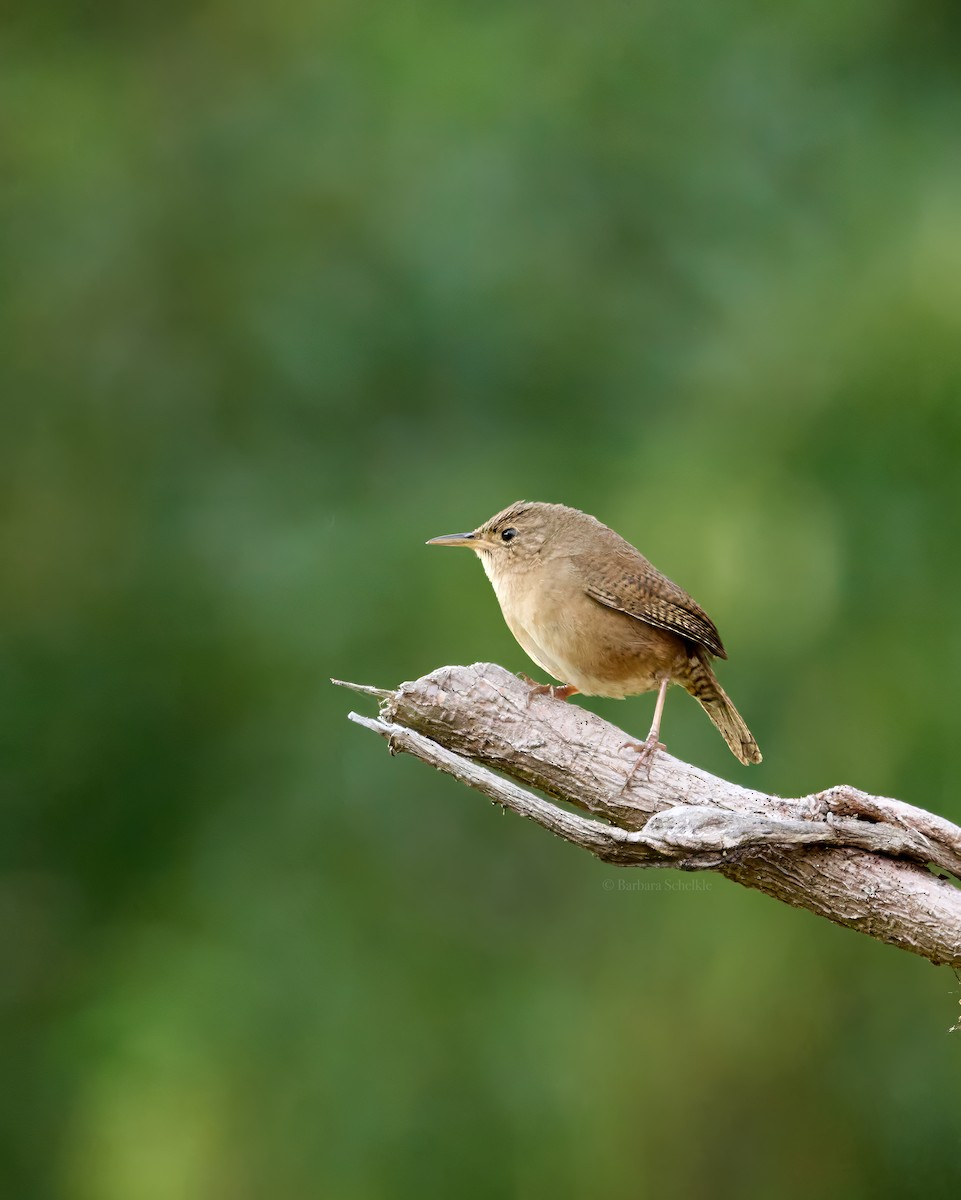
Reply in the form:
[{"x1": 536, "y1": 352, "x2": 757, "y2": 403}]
[{"x1": 685, "y1": 656, "x2": 762, "y2": 765}]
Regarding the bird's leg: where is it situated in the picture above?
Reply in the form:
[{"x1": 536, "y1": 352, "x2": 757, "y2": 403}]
[
  {"x1": 518, "y1": 674, "x2": 580, "y2": 703},
  {"x1": 621, "y1": 675, "x2": 670, "y2": 785}
]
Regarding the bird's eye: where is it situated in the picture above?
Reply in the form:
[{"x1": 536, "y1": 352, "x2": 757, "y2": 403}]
[{"x1": 501, "y1": 528, "x2": 517, "y2": 542}]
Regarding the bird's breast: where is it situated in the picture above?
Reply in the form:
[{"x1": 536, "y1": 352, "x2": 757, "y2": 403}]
[{"x1": 482, "y1": 555, "x2": 688, "y2": 696}]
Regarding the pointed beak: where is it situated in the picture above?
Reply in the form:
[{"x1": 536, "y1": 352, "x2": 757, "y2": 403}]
[{"x1": 425, "y1": 531, "x2": 477, "y2": 548}]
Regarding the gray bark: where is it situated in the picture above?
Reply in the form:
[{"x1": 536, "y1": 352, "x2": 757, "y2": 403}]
[{"x1": 335, "y1": 663, "x2": 961, "y2": 969}]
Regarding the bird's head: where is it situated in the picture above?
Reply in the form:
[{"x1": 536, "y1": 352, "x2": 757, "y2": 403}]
[{"x1": 427, "y1": 501, "x2": 572, "y2": 570}]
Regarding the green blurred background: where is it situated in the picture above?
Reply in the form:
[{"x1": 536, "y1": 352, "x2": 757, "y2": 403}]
[{"x1": 4, "y1": 2, "x2": 961, "y2": 1197}]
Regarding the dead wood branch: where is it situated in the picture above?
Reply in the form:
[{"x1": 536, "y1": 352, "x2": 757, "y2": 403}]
[{"x1": 335, "y1": 663, "x2": 961, "y2": 968}]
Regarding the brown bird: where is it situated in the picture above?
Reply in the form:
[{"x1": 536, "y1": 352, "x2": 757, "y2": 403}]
[{"x1": 427, "y1": 501, "x2": 761, "y2": 773}]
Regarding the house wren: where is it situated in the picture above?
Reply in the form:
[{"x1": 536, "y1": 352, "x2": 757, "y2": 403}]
[{"x1": 427, "y1": 501, "x2": 761, "y2": 771}]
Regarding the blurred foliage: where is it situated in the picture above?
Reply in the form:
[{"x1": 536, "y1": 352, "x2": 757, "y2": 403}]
[{"x1": 3, "y1": 1, "x2": 961, "y2": 1197}]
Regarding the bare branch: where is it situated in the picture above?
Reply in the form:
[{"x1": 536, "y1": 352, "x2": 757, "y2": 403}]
[
  {"x1": 331, "y1": 678, "x2": 394, "y2": 700},
  {"x1": 342, "y1": 663, "x2": 961, "y2": 968}
]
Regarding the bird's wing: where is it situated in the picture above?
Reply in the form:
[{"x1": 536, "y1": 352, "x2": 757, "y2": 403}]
[{"x1": 581, "y1": 557, "x2": 727, "y2": 659}]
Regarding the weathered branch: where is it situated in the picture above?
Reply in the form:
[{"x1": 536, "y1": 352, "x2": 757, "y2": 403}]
[{"x1": 335, "y1": 663, "x2": 961, "y2": 968}]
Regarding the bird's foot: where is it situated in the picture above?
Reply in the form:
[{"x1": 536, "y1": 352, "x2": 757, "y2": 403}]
[
  {"x1": 518, "y1": 675, "x2": 579, "y2": 704},
  {"x1": 619, "y1": 735, "x2": 666, "y2": 788}
]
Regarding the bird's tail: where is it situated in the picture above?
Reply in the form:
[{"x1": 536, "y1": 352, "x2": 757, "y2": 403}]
[{"x1": 684, "y1": 655, "x2": 762, "y2": 765}]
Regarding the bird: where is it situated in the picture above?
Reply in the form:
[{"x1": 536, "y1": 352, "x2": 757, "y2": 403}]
[{"x1": 427, "y1": 500, "x2": 761, "y2": 775}]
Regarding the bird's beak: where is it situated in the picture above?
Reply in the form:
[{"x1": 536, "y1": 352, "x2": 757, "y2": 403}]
[{"x1": 426, "y1": 531, "x2": 477, "y2": 548}]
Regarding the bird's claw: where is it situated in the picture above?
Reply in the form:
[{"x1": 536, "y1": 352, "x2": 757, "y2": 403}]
[
  {"x1": 620, "y1": 736, "x2": 666, "y2": 787},
  {"x1": 519, "y1": 675, "x2": 579, "y2": 705}
]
